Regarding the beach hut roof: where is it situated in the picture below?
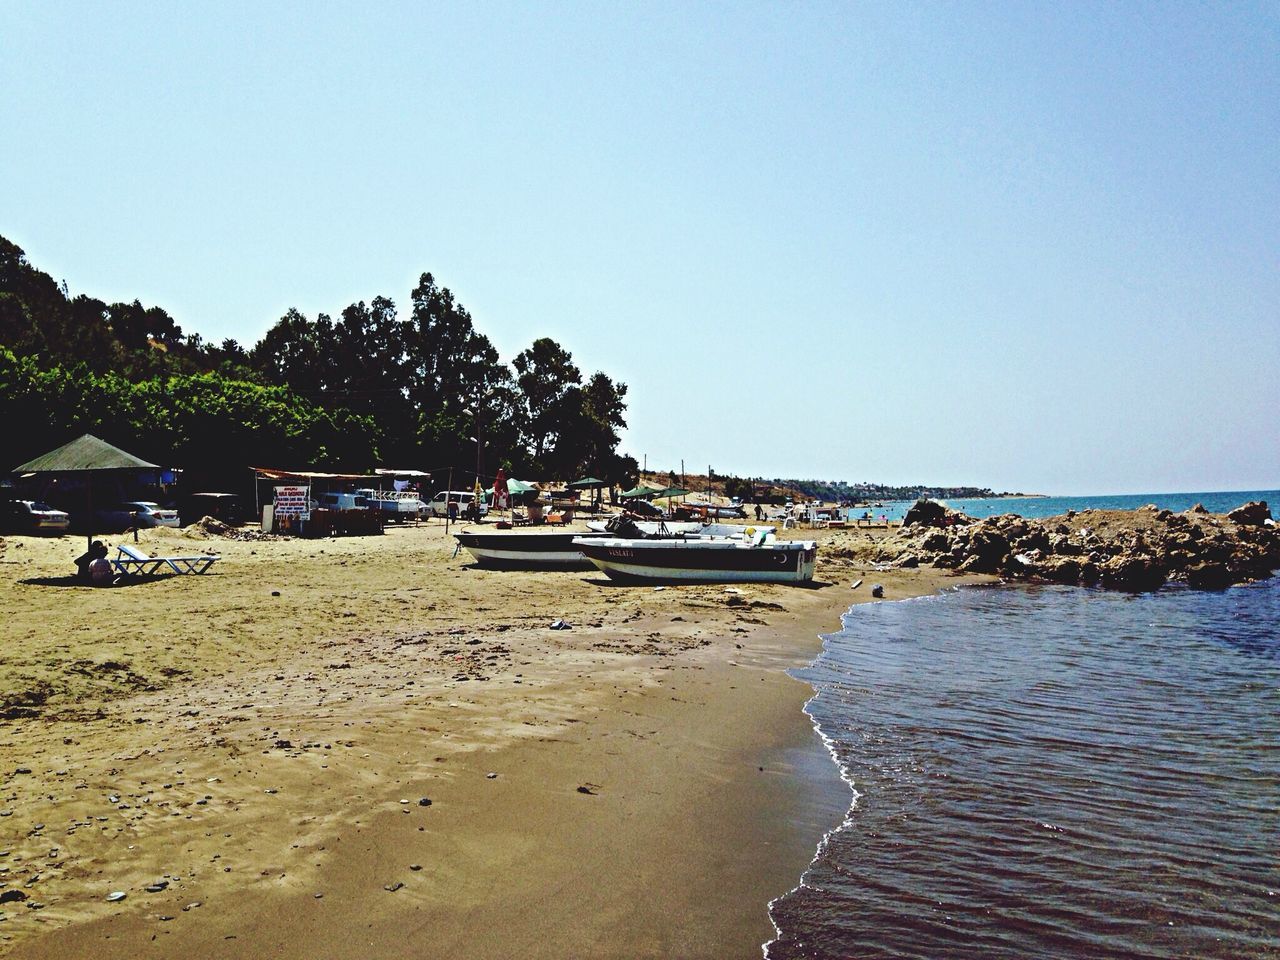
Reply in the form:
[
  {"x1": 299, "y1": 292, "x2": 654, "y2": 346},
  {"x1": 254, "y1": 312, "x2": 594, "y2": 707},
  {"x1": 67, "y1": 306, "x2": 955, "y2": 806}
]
[{"x1": 12, "y1": 433, "x2": 160, "y2": 473}]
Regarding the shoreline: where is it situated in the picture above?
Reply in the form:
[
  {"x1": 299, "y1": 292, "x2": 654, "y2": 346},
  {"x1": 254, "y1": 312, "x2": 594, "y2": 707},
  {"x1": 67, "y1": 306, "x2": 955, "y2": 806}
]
[{"x1": 0, "y1": 523, "x2": 988, "y2": 958}]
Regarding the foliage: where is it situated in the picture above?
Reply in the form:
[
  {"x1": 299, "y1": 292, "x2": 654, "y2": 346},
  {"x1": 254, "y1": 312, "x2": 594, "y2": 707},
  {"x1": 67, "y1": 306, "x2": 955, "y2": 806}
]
[{"x1": 0, "y1": 234, "x2": 631, "y2": 487}]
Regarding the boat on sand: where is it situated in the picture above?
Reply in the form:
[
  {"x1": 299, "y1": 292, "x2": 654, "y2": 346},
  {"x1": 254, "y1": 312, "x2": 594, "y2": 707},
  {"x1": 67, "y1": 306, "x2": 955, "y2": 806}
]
[
  {"x1": 574, "y1": 534, "x2": 817, "y2": 584},
  {"x1": 452, "y1": 530, "x2": 611, "y2": 569}
]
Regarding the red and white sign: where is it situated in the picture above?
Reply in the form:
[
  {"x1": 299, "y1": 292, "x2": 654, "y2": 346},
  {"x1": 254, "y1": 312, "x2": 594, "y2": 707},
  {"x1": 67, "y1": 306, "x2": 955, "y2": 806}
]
[{"x1": 274, "y1": 485, "x2": 310, "y2": 519}]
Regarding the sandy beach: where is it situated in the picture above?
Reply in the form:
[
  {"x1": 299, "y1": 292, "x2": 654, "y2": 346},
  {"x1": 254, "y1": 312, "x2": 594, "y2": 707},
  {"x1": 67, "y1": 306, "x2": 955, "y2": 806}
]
[{"x1": 0, "y1": 521, "x2": 987, "y2": 958}]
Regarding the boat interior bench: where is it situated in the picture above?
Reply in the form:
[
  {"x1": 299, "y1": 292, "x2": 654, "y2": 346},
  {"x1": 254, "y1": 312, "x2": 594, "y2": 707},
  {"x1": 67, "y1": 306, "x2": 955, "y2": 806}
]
[{"x1": 113, "y1": 543, "x2": 220, "y2": 576}]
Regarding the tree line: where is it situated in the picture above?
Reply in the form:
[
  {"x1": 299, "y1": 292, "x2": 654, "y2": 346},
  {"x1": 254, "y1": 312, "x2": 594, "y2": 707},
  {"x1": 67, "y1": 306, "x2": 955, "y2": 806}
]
[{"x1": 0, "y1": 234, "x2": 635, "y2": 491}]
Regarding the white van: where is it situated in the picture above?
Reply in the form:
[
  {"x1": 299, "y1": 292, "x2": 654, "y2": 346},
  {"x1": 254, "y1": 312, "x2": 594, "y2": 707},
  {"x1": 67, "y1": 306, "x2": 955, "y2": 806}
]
[
  {"x1": 316, "y1": 491, "x2": 371, "y2": 511},
  {"x1": 427, "y1": 490, "x2": 487, "y2": 518}
]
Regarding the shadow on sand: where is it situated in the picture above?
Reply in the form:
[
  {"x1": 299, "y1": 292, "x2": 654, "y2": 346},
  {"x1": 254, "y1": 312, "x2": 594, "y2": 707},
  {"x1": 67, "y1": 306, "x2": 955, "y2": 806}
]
[
  {"x1": 581, "y1": 576, "x2": 835, "y2": 590},
  {"x1": 19, "y1": 574, "x2": 170, "y2": 589}
]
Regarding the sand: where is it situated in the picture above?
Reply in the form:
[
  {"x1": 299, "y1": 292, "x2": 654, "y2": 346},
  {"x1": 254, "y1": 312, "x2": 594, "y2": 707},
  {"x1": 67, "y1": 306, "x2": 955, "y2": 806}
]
[{"x1": 0, "y1": 520, "x2": 987, "y2": 957}]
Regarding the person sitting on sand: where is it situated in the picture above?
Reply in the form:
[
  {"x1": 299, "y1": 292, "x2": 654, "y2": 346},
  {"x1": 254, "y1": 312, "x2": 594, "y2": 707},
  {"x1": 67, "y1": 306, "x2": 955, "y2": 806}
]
[{"x1": 75, "y1": 540, "x2": 108, "y2": 581}]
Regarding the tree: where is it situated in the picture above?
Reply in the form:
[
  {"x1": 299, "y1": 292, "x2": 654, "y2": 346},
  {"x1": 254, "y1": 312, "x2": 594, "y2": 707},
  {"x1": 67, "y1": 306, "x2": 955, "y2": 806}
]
[
  {"x1": 513, "y1": 337, "x2": 581, "y2": 471},
  {"x1": 404, "y1": 272, "x2": 515, "y2": 471},
  {"x1": 250, "y1": 308, "x2": 337, "y2": 396},
  {"x1": 549, "y1": 371, "x2": 628, "y2": 479}
]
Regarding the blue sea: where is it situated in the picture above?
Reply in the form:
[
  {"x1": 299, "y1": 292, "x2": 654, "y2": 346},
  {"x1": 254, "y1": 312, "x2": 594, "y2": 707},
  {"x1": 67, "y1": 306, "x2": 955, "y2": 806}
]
[
  {"x1": 842, "y1": 489, "x2": 1279, "y2": 524},
  {"x1": 768, "y1": 491, "x2": 1280, "y2": 959}
]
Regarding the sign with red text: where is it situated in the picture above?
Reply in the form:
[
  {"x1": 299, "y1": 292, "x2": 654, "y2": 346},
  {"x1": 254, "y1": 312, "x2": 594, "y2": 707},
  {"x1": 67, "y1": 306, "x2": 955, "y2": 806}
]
[{"x1": 273, "y1": 485, "x2": 310, "y2": 519}]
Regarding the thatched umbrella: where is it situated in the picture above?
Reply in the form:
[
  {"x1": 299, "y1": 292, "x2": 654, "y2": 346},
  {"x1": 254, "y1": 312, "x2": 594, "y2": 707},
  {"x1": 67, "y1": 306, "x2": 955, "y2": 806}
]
[{"x1": 12, "y1": 434, "x2": 160, "y2": 547}]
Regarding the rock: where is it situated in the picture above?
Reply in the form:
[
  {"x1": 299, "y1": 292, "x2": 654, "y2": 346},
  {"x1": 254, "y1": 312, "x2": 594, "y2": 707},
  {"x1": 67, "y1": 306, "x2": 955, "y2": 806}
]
[
  {"x1": 409, "y1": 864, "x2": 423, "y2": 871},
  {"x1": 383, "y1": 882, "x2": 403, "y2": 892},
  {"x1": 902, "y1": 500, "x2": 949, "y2": 527},
  {"x1": 549, "y1": 619, "x2": 571, "y2": 630},
  {"x1": 1100, "y1": 555, "x2": 1167, "y2": 592},
  {"x1": 486, "y1": 772, "x2": 498, "y2": 779},
  {"x1": 1189, "y1": 503, "x2": 1209, "y2": 513},
  {"x1": 145, "y1": 881, "x2": 169, "y2": 893},
  {"x1": 418, "y1": 797, "x2": 432, "y2": 807},
  {"x1": 106, "y1": 891, "x2": 127, "y2": 902},
  {"x1": 1227, "y1": 501, "x2": 1271, "y2": 526},
  {"x1": 1036, "y1": 556, "x2": 1081, "y2": 584},
  {"x1": 0, "y1": 890, "x2": 27, "y2": 904},
  {"x1": 870, "y1": 584, "x2": 884, "y2": 598},
  {"x1": 920, "y1": 532, "x2": 950, "y2": 552}
]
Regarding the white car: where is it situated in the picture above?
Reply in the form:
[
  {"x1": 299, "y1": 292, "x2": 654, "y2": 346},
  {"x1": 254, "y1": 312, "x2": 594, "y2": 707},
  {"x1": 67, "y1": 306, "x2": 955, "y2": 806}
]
[
  {"x1": 98, "y1": 501, "x2": 181, "y2": 530},
  {"x1": 1, "y1": 500, "x2": 71, "y2": 535},
  {"x1": 426, "y1": 491, "x2": 488, "y2": 519}
]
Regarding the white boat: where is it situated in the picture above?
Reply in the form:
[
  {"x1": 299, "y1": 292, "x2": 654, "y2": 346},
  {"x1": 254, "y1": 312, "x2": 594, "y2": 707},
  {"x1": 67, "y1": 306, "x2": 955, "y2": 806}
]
[
  {"x1": 574, "y1": 534, "x2": 817, "y2": 584},
  {"x1": 584, "y1": 519, "x2": 770, "y2": 538},
  {"x1": 453, "y1": 530, "x2": 611, "y2": 569},
  {"x1": 455, "y1": 519, "x2": 775, "y2": 570},
  {"x1": 356, "y1": 488, "x2": 426, "y2": 521},
  {"x1": 681, "y1": 502, "x2": 747, "y2": 519}
]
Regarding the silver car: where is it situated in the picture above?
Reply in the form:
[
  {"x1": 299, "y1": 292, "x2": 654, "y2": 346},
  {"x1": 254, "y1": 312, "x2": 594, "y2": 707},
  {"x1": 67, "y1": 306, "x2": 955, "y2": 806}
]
[
  {"x1": 98, "y1": 501, "x2": 181, "y2": 530},
  {"x1": 1, "y1": 500, "x2": 71, "y2": 535}
]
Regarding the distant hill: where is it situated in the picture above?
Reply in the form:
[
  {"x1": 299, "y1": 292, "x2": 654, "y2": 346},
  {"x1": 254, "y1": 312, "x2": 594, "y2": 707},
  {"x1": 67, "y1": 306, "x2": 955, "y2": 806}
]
[{"x1": 639, "y1": 469, "x2": 1036, "y2": 504}]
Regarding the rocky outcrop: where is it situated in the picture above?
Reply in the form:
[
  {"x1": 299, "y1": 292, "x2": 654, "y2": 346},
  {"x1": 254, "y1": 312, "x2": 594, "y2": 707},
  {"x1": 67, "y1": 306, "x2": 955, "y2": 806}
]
[
  {"x1": 1227, "y1": 501, "x2": 1271, "y2": 526},
  {"x1": 876, "y1": 501, "x2": 1280, "y2": 592},
  {"x1": 901, "y1": 499, "x2": 968, "y2": 528}
]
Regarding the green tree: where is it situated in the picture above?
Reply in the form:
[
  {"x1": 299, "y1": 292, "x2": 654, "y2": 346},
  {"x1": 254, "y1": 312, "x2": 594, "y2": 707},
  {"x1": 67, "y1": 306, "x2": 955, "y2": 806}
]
[{"x1": 513, "y1": 337, "x2": 581, "y2": 471}]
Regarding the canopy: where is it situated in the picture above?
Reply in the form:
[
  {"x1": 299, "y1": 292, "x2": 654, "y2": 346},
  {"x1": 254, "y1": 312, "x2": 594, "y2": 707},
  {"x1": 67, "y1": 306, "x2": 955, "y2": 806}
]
[
  {"x1": 652, "y1": 486, "x2": 690, "y2": 499},
  {"x1": 506, "y1": 479, "x2": 538, "y2": 495},
  {"x1": 568, "y1": 477, "x2": 606, "y2": 489},
  {"x1": 620, "y1": 485, "x2": 662, "y2": 499},
  {"x1": 253, "y1": 467, "x2": 373, "y2": 481},
  {"x1": 13, "y1": 434, "x2": 159, "y2": 473},
  {"x1": 12, "y1": 434, "x2": 164, "y2": 548}
]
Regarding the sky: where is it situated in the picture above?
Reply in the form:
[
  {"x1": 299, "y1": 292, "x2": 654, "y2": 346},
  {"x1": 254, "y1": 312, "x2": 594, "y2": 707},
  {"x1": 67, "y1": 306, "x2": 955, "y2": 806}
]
[{"x1": 3, "y1": 2, "x2": 1277, "y2": 495}]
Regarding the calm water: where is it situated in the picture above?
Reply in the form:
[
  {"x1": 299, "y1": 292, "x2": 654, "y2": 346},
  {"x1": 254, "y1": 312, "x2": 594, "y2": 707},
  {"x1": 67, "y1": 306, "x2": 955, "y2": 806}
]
[
  {"x1": 842, "y1": 489, "x2": 1280, "y2": 524},
  {"x1": 767, "y1": 580, "x2": 1280, "y2": 959}
]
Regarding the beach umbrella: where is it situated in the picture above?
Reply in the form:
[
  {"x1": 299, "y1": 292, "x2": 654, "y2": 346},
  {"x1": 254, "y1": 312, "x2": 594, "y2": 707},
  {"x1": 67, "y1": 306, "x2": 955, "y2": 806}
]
[
  {"x1": 492, "y1": 468, "x2": 509, "y2": 512},
  {"x1": 568, "y1": 477, "x2": 606, "y2": 489},
  {"x1": 619, "y1": 484, "x2": 662, "y2": 499},
  {"x1": 12, "y1": 433, "x2": 162, "y2": 547},
  {"x1": 651, "y1": 486, "x2": 689, "y2": 499},
  {"x1": 506, "y1": 479, "x2": 538, "y2": 496}
]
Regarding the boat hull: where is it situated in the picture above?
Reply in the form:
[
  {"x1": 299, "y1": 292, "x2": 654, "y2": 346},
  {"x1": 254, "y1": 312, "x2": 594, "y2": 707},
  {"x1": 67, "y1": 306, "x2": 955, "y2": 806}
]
[
  {"x1": 575, "y1": 539, "x2": 817, "y2": 584},
  {"x1": 454, "y1": 532, "x2": 607, "y2": 569}
]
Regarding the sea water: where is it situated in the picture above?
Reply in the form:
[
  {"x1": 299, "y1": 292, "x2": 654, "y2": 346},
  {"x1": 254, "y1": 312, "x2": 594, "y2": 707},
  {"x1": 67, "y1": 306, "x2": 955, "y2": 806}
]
[
  {"x1": 843, "y1": 488, "x2": 1280, "y2": 524},
  {"x1": 767, "y1": 522, "x2": 1280, "y2": 958}
]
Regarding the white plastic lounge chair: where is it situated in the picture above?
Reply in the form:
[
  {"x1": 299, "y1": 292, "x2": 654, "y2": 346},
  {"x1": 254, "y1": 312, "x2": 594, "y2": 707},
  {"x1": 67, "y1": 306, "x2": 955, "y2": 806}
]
[{"x1": 112, "y1": 543, "x2": 220, "y2": 576}]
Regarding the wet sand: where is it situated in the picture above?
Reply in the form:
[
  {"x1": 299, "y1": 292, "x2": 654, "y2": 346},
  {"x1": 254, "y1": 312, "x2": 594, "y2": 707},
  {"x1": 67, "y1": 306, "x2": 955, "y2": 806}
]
[{"x1": 0, "y1": 521, "x2": 986, "y2": 957}]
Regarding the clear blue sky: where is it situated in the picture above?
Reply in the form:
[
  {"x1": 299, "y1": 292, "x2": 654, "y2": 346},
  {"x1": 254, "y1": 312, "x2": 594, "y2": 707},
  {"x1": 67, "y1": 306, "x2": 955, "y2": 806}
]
[{"x1": 4, "y1": 2, "x2": 1277, "y2": 494}]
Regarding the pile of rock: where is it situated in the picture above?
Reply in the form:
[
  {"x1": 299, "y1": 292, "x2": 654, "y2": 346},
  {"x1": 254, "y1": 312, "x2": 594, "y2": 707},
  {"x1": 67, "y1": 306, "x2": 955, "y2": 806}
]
[
  {"x1": 191, "y1": 516, "x2": 277, "y2": 541},
  {"x1": 878, "y1": 500, "x2": 1278, "y2": 591}
]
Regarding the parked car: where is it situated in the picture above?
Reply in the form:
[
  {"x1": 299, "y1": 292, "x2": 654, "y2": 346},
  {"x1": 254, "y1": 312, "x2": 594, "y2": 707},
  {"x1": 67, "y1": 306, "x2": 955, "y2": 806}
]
[
  {"x1": 314, "y1": 491, "x2": 372, "y2": 512},
  {"x1": 0, "y1": 500, "x2": 71, "y2": 535},
  {"x1": 426, "y1": 490, "x2": 487, "y2": 519},
  {"x1": 183, "y1": 492, "x2": 241, "y2": 525},
  {"x1": 96, "y1": 501, "x2": 180, "y2": 531}
]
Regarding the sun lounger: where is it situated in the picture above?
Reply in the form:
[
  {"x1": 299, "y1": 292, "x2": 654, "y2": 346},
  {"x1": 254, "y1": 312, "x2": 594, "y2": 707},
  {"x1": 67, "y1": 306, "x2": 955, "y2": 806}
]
[{"x1": 112, "y1": 543, "x2": 220, "y2": 576}]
